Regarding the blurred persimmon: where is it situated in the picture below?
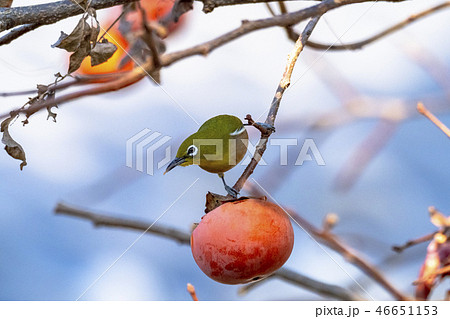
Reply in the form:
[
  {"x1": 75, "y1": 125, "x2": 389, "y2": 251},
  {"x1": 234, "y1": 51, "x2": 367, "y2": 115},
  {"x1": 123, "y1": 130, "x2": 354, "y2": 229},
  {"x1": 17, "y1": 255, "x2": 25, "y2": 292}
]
[
  {"x1": 78, "y1": 25, "x2": 133, "y2": 75},
  {"x1": 77, "y1": 1, "x2": 184, "y2": 75}
]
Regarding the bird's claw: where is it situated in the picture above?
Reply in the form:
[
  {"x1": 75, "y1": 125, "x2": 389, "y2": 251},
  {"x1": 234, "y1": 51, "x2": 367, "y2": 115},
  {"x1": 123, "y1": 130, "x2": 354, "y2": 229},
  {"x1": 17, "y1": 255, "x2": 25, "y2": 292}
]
[{"x1": 225, "y1": 185, "x2": 239, "y2": 198}]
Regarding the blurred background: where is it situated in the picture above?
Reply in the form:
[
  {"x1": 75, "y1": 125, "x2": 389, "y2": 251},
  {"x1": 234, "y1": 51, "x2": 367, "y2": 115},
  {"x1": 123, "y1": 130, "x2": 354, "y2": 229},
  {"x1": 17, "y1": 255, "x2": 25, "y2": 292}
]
[{"x1": 0, "y1": 0, "x2": 449, "y2": 300}]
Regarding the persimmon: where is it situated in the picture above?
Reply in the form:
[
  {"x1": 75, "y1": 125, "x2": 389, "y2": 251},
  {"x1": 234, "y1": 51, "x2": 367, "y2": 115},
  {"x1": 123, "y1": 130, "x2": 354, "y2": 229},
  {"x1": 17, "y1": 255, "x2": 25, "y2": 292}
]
[
  {"x1": 191, "y1": 199, "x2": 294, "y2": 284},
  {"x1": 78, "y1": 26, "x2": 133, "y2": 75},
  {"x1": 76, "y1": 0, "x2": 186, "y2": 75}
]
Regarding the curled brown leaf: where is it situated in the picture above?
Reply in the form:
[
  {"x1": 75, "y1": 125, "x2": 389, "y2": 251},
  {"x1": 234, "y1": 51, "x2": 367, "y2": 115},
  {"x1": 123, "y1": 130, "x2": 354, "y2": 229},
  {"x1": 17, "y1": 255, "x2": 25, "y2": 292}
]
[{"x1": 1, "y1": 117, "x2": 27, "y2": 170}]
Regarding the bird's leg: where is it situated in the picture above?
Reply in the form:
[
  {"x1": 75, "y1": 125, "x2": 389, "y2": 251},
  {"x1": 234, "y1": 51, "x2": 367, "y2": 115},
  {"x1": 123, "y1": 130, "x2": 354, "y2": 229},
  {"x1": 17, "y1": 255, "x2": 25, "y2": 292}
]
[{"x1": 218, "y1": 173, "x2": 238, "y2": 198}]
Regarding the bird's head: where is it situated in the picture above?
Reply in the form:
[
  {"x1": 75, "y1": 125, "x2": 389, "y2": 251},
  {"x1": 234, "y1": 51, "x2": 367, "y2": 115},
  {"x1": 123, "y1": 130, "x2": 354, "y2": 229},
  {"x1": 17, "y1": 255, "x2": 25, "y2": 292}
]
[{"x1": 164, "y1": 133, "x2": 199, "y2": 174}]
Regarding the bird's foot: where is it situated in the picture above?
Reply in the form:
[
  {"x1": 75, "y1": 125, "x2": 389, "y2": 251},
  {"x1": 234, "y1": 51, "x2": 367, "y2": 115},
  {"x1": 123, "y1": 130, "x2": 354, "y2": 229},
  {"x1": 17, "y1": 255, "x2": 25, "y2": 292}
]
[{"x1": 224, "y1": 185, "x2": 239, "y2": 198}]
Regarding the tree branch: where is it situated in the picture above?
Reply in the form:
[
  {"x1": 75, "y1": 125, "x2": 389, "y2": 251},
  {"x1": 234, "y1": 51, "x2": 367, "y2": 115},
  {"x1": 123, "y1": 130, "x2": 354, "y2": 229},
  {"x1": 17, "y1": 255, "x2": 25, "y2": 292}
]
[
  {"x1": 240, "y1": 267, "x2": 362, "y2": 300},
  {"x1": 232, "y1": 16, "x2": 320, "y2": 193},
  {"x1": 0, "y1": 0, "x2": 409, "y2": 120},
  {"x1": 286, "y1": 209, "x2": 410, "y2": 300},
  {"x1": 306, "y1": 2, "x2": 450, "y2": 51},
  {"x1": 0, "y1": 23, "x2": 42, "y2": 46},
  {"x1": 392, "y1": 232, "x2": 437, "y2": 253},
  {"x1": 0, "y1": 0, "x2": 138, "y2": 33},
  {"x1": 54, "y1": 202, "x2": 191, "y2": 244},
  {"x1": 187, "y1": 283, "x2": 199, "y2": 301},
  {"x1": 200, "y1": 0, "x2": 317, "y2": 14},
  {"x1": 162, "y1": 0, "x2": 406, "y2": 66},
  {"x1": 417, "y1": 102, "x2": 450, "y2": 139}
]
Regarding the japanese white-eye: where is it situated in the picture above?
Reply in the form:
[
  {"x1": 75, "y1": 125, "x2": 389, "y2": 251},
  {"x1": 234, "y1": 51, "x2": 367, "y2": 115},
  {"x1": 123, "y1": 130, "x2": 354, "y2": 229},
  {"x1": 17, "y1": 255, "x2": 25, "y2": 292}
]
[{"x1": 164, "y1": 115, "x2": 248, "y2": 197}]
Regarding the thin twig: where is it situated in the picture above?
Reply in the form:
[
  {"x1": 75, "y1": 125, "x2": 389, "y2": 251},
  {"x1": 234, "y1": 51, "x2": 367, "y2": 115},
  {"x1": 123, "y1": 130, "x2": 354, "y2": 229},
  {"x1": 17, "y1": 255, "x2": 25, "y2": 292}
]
[
  {"x1": 306, "y1": 2, "x2": 450, "y2": 50},
  {"x1": 417, "y1": 102, "x2": 450, "y2": 138},
  {"x1": 287, "y1": 209, "x2": 409, "y2": 300},
  {"x1": 240, "y1": 267, "x2": 362, "y2": 300},
  {"x1": 0, "y1": 23, "x2": 42, "y2": 46},
  {"x1": 201, "y1": 0, "x2": 314, "y2": 13},
  {"x1": 22, "y1": 66, "x2": 147, "y2": 118},
  {"x1": 54, "y1": 202, "x2": 191, "y2": 244},
  {"x1": 187, "y1": 283, "x2": 199, "y2": 301},
  {"x1": 392, "y1": 232, "x2": 437, "y2": 253},
  {"x1": 98, "y1": 4, "x2": 130, "y2": 42}
]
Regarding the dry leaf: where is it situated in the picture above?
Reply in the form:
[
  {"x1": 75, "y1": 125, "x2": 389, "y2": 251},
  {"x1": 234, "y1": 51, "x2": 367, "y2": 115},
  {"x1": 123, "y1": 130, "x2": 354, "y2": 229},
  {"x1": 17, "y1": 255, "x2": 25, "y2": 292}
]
[
  {"x1": 68, "y1": 33, "x2": 91, "y2": 74},
  {"x1": 46, "y1": 91, "x2": 58, "y2": 122},
  {"x1": 52, "y1": 18, "x2": 90, "y2": 52},
  {"x1": 89, "y1": 40, "x2": 117, "y2": 66},
  {"x1": 1, "y1": 117, "x2": 27, "y2": 170}
]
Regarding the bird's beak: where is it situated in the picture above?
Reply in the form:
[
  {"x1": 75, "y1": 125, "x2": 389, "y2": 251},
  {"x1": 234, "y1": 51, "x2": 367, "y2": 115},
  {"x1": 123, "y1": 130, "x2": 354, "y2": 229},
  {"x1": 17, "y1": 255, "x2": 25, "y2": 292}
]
[{"x1": 164, "y1": 157, "x2": 186, "y2": 175}]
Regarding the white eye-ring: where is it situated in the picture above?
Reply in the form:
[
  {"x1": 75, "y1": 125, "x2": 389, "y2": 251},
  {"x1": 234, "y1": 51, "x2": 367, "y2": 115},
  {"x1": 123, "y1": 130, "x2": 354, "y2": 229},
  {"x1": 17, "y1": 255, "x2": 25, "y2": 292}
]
[{"x1": 187, "y1": 145, "x2": 198, "y2": 156}]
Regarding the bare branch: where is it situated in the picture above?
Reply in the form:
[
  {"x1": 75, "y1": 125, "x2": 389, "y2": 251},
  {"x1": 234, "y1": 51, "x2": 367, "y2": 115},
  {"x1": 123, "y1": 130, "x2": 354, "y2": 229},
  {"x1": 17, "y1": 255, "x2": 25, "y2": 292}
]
[
  {"x1": 22, "y1": 66, "x2": 147, "y2": 118},
  {"x1": 417, "y1": 102, "x2": 450, "y2": 139},
  {"x1": 306, "y1": 2, "x2": 450, "y2": 50},
  {"x1": 240, "y1": 267, "x2": 362, "y2": 300},
  {"x1": 0, "y1": 23, "x2": 41, "y2": 46},
  {"x1": 187, "y1": 283, "x2": 199, "y2": 301},
  {"x1": 393, "y1": 232, "x2": 437, "y2": 253},
  {"x1": 232, "y1": 16, "x2": 320, "y2": 193},
  {"x1": 201, "y1": 0, "x2": 407, "y2": 14},
  {"x1": 0, "y1": 0, "x2": 138, "y2": 33},
  {"x1": 0, "y1": 0, "x2": 409, "y2": 120},
  {"x1": 286, "y1": 209, "x2": 410, "y2": 300},
  {"x1": 54, "y1": 202, "x2": 191, "y2": 244},
  {"x1": 163, "y1": 0, "x2": 406, "y2": 66},
  {"x1": 201, "y1": 0, "x2": 315, "y2": 14}
]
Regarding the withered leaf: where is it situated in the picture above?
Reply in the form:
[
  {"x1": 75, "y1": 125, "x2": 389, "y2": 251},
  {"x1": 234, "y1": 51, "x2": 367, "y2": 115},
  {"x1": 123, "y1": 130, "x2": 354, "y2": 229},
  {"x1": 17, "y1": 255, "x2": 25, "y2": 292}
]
[
  {"x1": 68, "y1": 33, "x2": 91, "y2": 74},
  {"x1": 52, "y1": 17, "x2": 90, "y2": 52},
  {"x1": 37, "y1": 84, "x2": 48, "y2": 96},
  {"x1": 1, "y1": 118, "x2": 27, "y2": 170},
  {"x1": 86, "y1": 7, "x2": 97, "y2": 18},
  {"x1": 46, "y1": 91, "x2": 58, "y2": 122},
  {"x1": 89, "y1": 40, "x2": 117, "y2": 66},
  {"x1": 90, "y1": 23, "x2": 100, "y2": 47}
]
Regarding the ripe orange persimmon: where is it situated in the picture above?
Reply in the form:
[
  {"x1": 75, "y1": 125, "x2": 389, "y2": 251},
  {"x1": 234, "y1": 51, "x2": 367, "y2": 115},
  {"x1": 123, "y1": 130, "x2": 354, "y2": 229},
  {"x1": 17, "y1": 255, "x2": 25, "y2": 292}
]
[
  {"x1": 191, "y1": 199, "x2": 294, "y2": 284},
  {"x1": 77, "y1": 1, "x2": 183, "y2": 75},
  {"x1": 78, "y1": 26, "x2": 133, "y2": 75}
]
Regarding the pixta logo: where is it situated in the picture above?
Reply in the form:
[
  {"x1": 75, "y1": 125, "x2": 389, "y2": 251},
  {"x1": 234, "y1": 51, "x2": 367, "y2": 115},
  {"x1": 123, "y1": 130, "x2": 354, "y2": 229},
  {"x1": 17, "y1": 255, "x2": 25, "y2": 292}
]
[
  {"x1": 127, "y1": 129, "x2": 325, "y2": 176},
  {"x1": 126, "y1": 129, "x2": 172, "y2": 176}
]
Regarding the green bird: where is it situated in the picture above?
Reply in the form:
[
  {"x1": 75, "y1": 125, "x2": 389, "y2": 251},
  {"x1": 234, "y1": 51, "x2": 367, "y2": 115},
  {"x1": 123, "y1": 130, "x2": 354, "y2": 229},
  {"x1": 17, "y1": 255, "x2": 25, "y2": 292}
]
[{"x1": 164, "y1": 114, "x2": 249, "y2": 197}]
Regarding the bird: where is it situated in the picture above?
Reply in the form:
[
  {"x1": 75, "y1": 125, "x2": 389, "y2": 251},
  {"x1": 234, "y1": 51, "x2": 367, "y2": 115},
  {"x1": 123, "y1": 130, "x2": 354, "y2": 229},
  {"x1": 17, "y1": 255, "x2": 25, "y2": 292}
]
[{"x1": 164, "y1": 114, "x2": 248, "y2": 197}]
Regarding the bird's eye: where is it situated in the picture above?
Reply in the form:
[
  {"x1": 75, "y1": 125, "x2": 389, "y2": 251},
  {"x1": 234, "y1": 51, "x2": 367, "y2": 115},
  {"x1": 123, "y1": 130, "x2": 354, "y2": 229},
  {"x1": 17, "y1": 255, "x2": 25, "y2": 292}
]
[{"x1": 187, "y1": 145, "x2": 198, "y2": 156}]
